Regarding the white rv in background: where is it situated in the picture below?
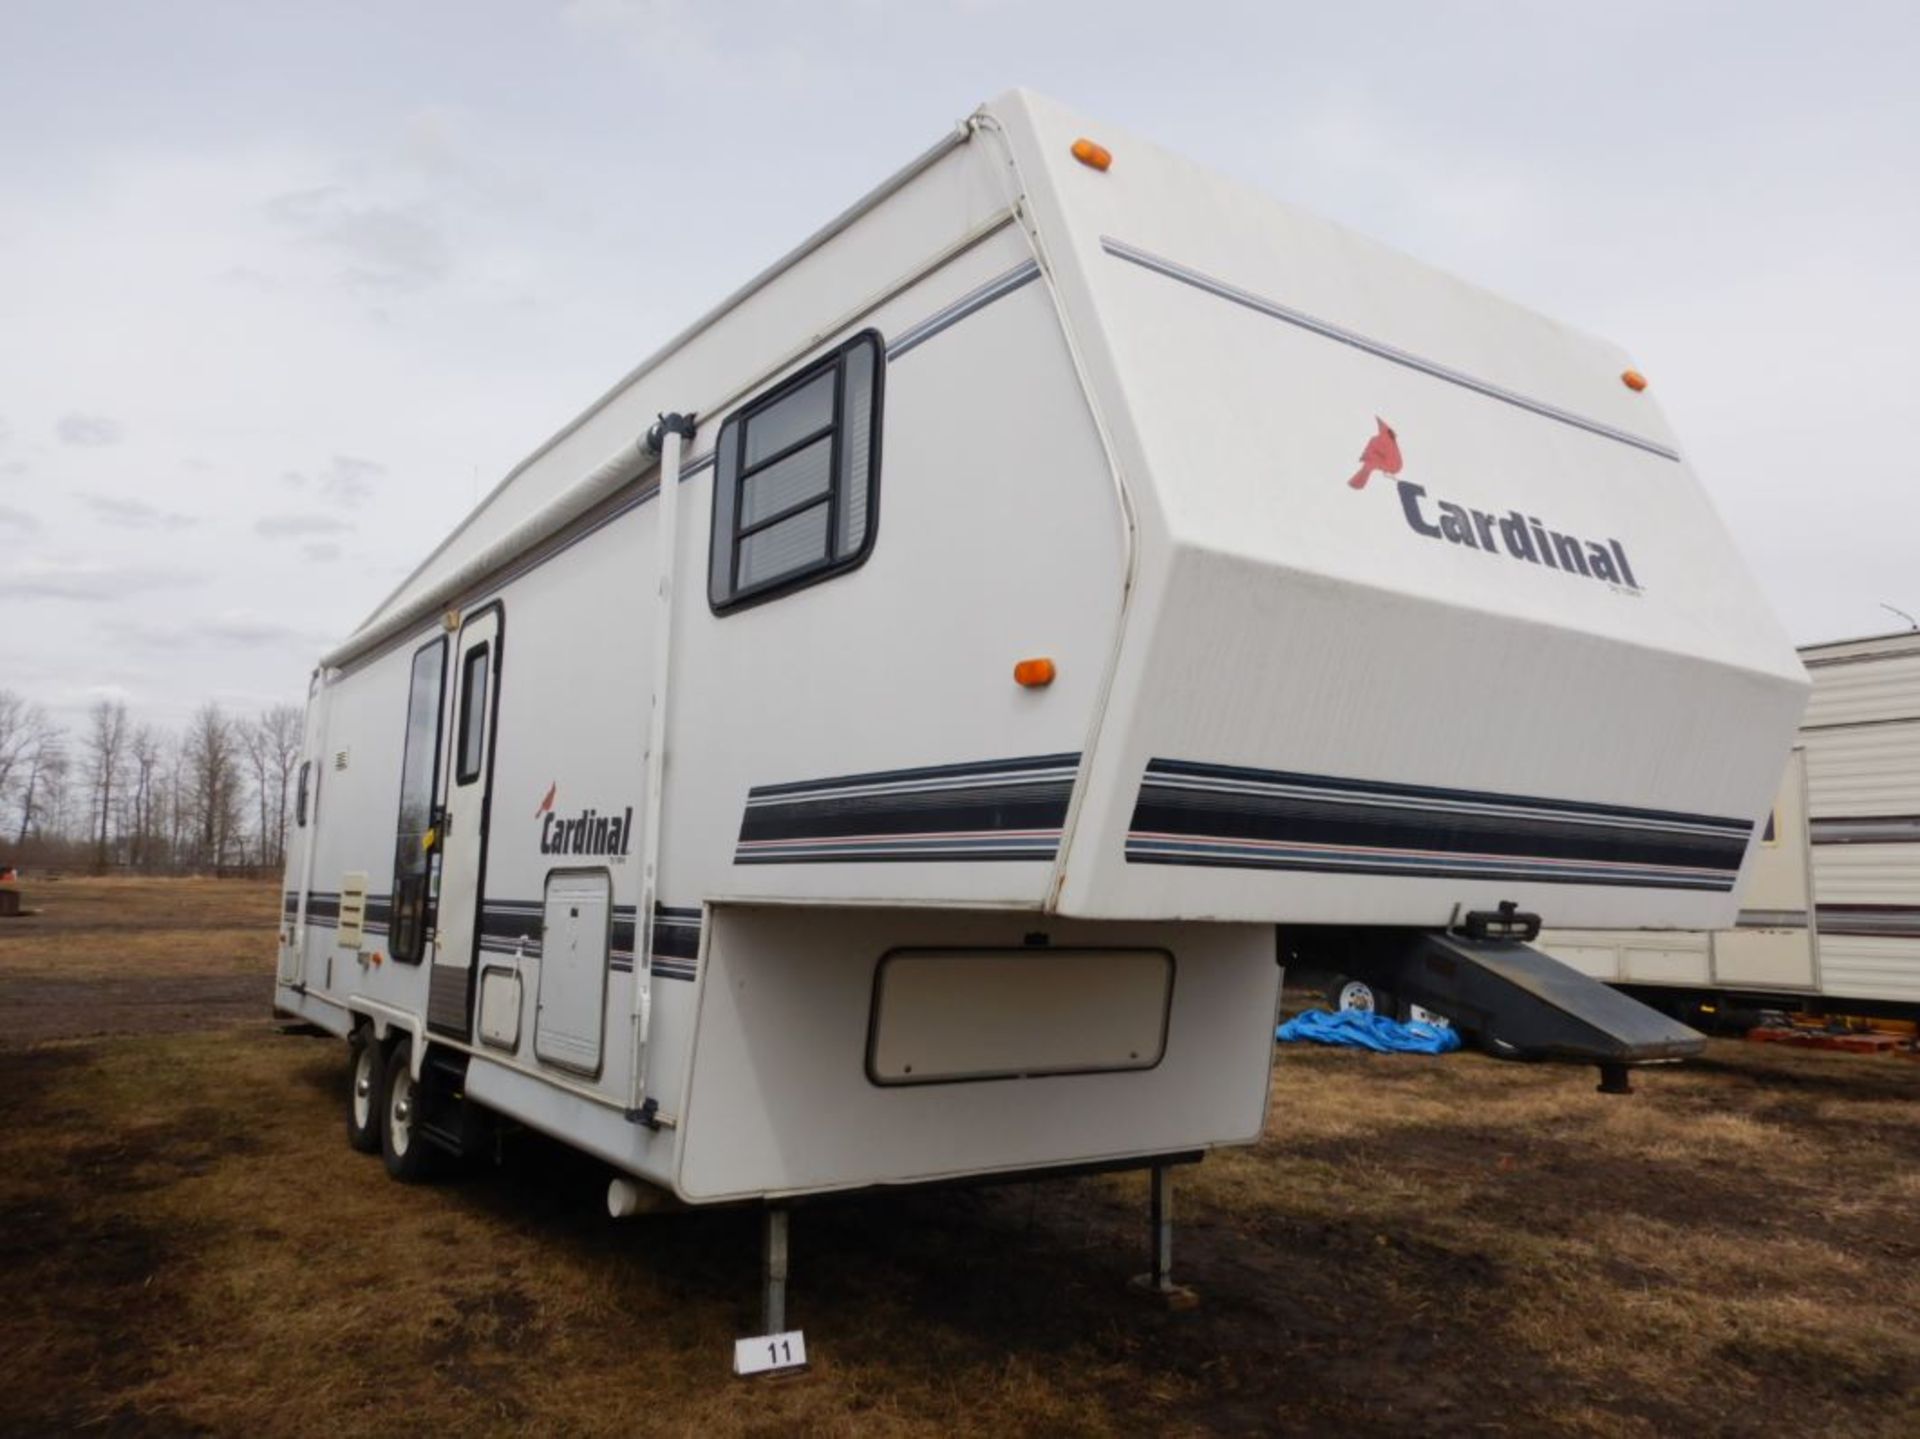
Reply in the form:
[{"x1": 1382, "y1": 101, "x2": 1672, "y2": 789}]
[
  {"x1": 1545, "y1": 630, "x2": 1920, "y2": 1015},
  {"x1": 274, "y1": 89, "x2": 1806, "y2": 1319}
]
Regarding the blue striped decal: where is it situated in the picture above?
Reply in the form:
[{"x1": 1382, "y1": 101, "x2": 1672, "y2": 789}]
[
  {"x1": 735, "y1": 754, "x2": 1079, "y2": 865},
  {"x1": 1127, "y1": 758, "x2": 1751, "y2": 892},
  {"x1": 293, "y1": 893, "x2": 699, "y2": 981},
  {"x1": 475, "y1": 899, "x2": 700, "y2": 981}
]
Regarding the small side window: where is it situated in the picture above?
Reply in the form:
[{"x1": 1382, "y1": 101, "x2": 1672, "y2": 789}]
[
  {"x1": 1761, "y1": 809, "x2": 1778, "y2": 846},
  {"x1": 296, "y1": 760, "x2": 312, "y2": 828},
  {"x1": 456, "y1": 644, "x2": 490, "y2": 785},
  {"x1": 709, "y1": 329, "x2": 883, "y2": 613}
]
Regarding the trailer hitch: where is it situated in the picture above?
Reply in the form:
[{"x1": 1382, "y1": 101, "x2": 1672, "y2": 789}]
[{"x1": 1455, "y1": 900, "x2": 1541, "y2": 943}]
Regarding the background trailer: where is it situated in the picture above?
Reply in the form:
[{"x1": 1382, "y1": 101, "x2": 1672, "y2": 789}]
[{"x1": 273, "y1": 90, "x2": 1807, "y2": 1322}]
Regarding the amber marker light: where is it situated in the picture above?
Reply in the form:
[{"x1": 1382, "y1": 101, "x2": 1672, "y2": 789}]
[
  {"x1": 1071, "y1": 138, "x2": 1112, "y2": 172},
  {"x1": 1014, "y1": 657, "x2": 1057, "y2": 688},
  {"x1": 1621, "y1": 369, "x2": 1648, "y2": 392}
]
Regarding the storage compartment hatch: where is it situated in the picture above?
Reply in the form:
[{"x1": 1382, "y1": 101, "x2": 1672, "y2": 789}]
[
  {"x1": 867, "y1": 947, "x2": 1173, "y2": 1085},
  {"x1": 533, "y1": 870, "x2": 611, "y2": 1076}
]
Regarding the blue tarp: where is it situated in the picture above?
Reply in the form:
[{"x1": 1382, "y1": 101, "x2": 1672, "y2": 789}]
[{"x1": 1276, "y1": 1008, "x2": 1462, "y2": 1054}]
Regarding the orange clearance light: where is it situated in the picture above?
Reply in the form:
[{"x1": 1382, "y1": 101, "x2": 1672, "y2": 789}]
[
  {"x1": 1071, "y1": 138, "x2": 1112, "y2": 172},
  {"x1": 1621, "y1": 369, "x2": 1648, "y2": 392},
  {"x1": 1014, "y1": 657, "x2": 1057, "y2": 688}
]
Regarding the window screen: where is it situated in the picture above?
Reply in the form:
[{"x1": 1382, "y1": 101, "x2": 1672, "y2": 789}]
[
  {"x1": 389, "y1": 639, "x2": 446, "y2": 964},
  {"x1": 709, "y1": 330, "x2": 883, "y2": 612},
  {"x1": 456, "y1": 644, "x2": 489, "y2": 785}
]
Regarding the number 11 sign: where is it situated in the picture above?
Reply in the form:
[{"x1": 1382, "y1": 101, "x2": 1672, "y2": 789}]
[{"x1": 733, "y1": 1330, "x2": 808, "y2": 1377}]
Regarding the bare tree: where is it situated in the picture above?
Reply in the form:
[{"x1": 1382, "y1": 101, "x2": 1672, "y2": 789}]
[
  {"x1": 184, "y1": 703, "x2": 242, "y2": 870},
  {"x1": 0, "y1": 690, "x2": 52, "y2": 814},
  {"x1": 257, "y1": 704, "x2": 302, "y2": 869},
  {"x1": 5, "y1": 691, "x2": 306, "y2": 874},
  {"x1": 238, "y1": 717, "x2": 271, "y2": 866},
  {"x1": 83, "y1": 699, "x2": 130, "y2": 873},
  {"x1": 164, "y1": 742, "x2": 190, "y2": 867},
  {"x1": 37, "y1": 744, "x2": 75, "y2": 851},
  {"x1": 127, "y1": 726, "x2": 166, "y2": 871},
  {"x1": 12, "y1": 720, "x2": 66, "y2": 847}
]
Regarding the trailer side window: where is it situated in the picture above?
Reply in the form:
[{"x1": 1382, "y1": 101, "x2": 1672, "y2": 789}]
[
  {"x1": 296, "y1": 760, "x2": 312, "y2": 828},
  {"x1": 389, "y1": 638, "x2": 447, "y2": 964},
  {"x1": 709, "y1": 329, "x2": 883, "y2": 612}
]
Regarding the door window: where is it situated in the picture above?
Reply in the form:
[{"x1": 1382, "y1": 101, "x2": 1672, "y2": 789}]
[
  {"x1": 456, "y1": 643, "x2": 490, "y2": 785},
  {"x1": 389, "y1": 638, "x2": 446, "y2": 964}
]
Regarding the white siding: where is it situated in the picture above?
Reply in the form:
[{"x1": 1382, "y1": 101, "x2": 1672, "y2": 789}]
[
  {"x1": 1811, "y1": 846, "x2": 1920, "y2": 906},
  {"x1": 1802, "y1": 723, "x2": 1920, "y2": 816},
  {"x1": 1800, "y1": 632, "x2": 1920, "y2": 729},
  {"x1": 1819, "y1": 936, "x2": 1920, "y2": 1004}
]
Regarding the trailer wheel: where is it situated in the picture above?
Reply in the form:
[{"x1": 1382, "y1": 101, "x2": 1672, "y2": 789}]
[
  {"x1": 381, "y1": 1041, "x2": 439, "y2": 1183},
  {"x1": 1329, "y1": 975, "x2": 1390, "y2": 1015},
  {"x1": 346, "y1": 1028, "x2": 383, "y2": 1154}
]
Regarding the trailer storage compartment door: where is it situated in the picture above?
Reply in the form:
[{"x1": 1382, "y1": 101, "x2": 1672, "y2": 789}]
[
  {"x1": 867, "y1": 948, "x2": 1173, "y2": 1084},
  {"x1": 534, "y1": 871, "x2": 611, "y2": 1076}
]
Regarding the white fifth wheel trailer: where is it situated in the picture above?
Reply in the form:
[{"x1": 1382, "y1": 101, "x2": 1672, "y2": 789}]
[
  {"x1": 274, "y1": 89, "x2": 1807, "y2": 1322},
  {"x1": 1545, "y1": 630, "x2": 1920, "y2": 1017}
]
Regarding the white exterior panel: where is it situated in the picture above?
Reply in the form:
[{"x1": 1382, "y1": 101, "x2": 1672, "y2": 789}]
[
  {"x1": 676, "y1": 908, "x2": 1277, "y2": 1202},
  {"x1": 666, "y1": 238, "x2": 1126, "y2": 911},
  {"x1": 983, "y1": 91, "x2": 1804, "y2": 930},
  {"x1": 1713, "y1": 929, "x2": 1817, "y2": 991}
]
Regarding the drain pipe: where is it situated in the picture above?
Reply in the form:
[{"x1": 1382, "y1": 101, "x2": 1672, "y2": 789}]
[{"x1": 628, "y1": 411, "x2": 696, "y2": 1124}]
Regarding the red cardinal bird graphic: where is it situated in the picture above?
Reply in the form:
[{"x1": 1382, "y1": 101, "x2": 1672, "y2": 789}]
[
  {"x1": 1347, "y1": 418, "x2": 1402, "y2": 489},
  {"x1": 535, "y1": 781, "x2": 556, "y2": 819}
]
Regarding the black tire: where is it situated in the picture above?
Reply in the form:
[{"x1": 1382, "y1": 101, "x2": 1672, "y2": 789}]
[
  {"x1": 1326, "y1": 973, "x2": 1393, "y2": 1016},
  {"x1": 346, "y1": 1028, "x2": 384, "y2": 1154},
  {"x1": 381, "y1": 1040, "x2": 439, "y2": 1183}
]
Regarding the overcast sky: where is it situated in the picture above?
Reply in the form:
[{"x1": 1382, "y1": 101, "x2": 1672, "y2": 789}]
[{"x1": 3, "y1": 0, "x2": 1915, "y2": 728}]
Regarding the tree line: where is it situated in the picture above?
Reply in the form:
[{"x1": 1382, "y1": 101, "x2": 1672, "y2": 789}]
[{"x1": 0, "y1": 690, "x2": 301, "y2": 876}]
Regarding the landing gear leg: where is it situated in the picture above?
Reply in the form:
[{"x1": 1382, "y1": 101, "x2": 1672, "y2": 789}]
[
  {"x1": 762, "y1": 1206, "x2": 789, "y2": 1335},
  {"x1": 1129, "y1": 1164, "x2": 1199, "y2": 1309}
]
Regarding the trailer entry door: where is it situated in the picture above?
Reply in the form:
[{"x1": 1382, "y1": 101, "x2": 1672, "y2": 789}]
[{"x1": 428, "y1": 605, "x2": 502, "y2": 1036}]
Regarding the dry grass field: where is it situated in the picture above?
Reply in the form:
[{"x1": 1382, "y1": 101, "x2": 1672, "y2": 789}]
[{"x1": 2, "y1": 877, "x2": 1917, "y2": 1435}]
